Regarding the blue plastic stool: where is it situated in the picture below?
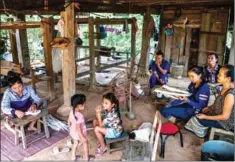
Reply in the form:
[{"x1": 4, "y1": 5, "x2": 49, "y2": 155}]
[{"x1": 201, "y1": 140, "x2": 234, "y2": 161}]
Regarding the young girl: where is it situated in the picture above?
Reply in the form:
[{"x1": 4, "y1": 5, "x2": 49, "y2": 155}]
[
  {"x1": 93, "y1": 92, "x2": 123, "y2": 155},
  {"x1": 68, "y1": 94, "x2": 94, "y2": 161}
]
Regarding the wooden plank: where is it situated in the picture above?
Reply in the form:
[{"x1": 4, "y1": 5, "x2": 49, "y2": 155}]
[
  {"x1": 198, "y1": 12, "x2": 211, "y2": 66},
  {"x1": 171, "y1": 27, "x2": 181, "y2": 63},
  {"x1": 7, "y1": 18, "x2": 19, "y2": 64},
  {"x1": 42, "y1": 18, "x2": 55, "y2": 101},
  {"x1": 200, "y1": 31, "x2": 227, "y2": 35},
  {"x1": 61, "y1": 2, "x2": 76, "y2": 106},
  {"x1": 88, "y1": 17, "x2": 96, "y2": 89},
  {"x1": 15, "y1": 14, "x2": 30, "y2": 69},
  {"x1": 164, "y1": 35, "x2": 173, "y2": 61},
  {"x1": 96, "y1": 17, "x2": 101, "y2": 68}
]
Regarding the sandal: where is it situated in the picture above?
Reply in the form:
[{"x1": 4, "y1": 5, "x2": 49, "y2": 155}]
[
  {"x1": 95, "y1": 147, "x2": 107, "y2": 155},
  {"x1": 71, "y1": 155, "x2": 81, "y2": 161},
  {"x1": 75, "y1": 155, "x2": 95, "y2": 161}
]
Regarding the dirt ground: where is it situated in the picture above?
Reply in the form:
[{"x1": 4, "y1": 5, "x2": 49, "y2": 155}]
[{"x1": 23, "y1": 75, "x2": 202, "y2": 161}]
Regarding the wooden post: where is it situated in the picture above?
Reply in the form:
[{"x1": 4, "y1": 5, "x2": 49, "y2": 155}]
[
  {"x1": 57, "y1": 2, "x2": 76, "y2": 116},
  {"x1": 7, "y1": 18, "x2": 19, "y2": 64},
  {"x1": 89, "y1": 17, "x2": 96, "y2": 89},
  {"x1": 130, "y1": 18, "x2": 136, "y2": 77},
  {"x1": 183, "y1": 28, "x2": 192, "y2": 76},
  {"x1": 139, "y1": 9, "x2": 151, "y2": 76},
  {"x1": 42, "y1": 18, "x2": 55, "y2": 101},
  {"x1": 158, "y1": 8, "x2": 164, "y2": 51},
  {"x1": 15, "y1": 14, "x2": 30, "y2": 68},
  {"x1": 96, "y1": 17, "x2": 101, "y2": 68}
]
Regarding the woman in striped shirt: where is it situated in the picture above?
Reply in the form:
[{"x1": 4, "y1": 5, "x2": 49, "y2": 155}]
[{"x1": 1, "y1": 72, "x2": 41, "y2": 131}]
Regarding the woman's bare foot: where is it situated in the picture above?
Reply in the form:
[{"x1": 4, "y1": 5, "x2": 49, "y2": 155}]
[{"x1": 27, "y1": 126, "x2": 37, "y2": 131}]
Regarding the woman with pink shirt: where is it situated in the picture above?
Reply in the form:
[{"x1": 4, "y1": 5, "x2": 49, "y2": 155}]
[{"x1": 68, "y1": 94, "x2": 94, "y2": 161}]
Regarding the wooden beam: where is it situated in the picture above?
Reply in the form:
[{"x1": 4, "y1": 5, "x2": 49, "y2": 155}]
[
  {"x1": 15, "y1": 14, "x2": 30, "y2": 69},
  {"x1": 7, "y1": 18, "x2": 19, "y2": 64},
  {"x1": 96, "y1": 17, "x2": 101, "y2": 68},
  {"x1": 200, "y1": 31, "x2": 227, "y2": 35},
  {"x1": 0, "y1": 22, "x2": 41, "y2": 30},
  {"x1": 76, "y1": 18, "x2": 133, "y2": 25},
  {"x1": 61, "y1": 2, "x2": 76, "y2": 107},
  {"x1": 88, "y1": 17, "x2": 96, "y2": 89},
  {"x1": 42, "y1": 18, "x2": 55, "y2": 101},
  {"x1": 75, "y1": 55, "x2": 98, "y2": 62}
]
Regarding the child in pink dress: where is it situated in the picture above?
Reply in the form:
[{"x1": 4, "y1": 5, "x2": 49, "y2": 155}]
[{"x1": 68, "y1": 94, "x2": 94, "y2": 161}]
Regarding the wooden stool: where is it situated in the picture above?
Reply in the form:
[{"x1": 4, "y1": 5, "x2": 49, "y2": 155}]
[
  {"x1": 105, "y1": 131, "x2": 129, "y2": 154},
  {"x1": 209, "y1": 127, "x2": 234, "y2": 141},
  {"x1": 3, "y1": 108, "x2": 50, "y2": 149}
]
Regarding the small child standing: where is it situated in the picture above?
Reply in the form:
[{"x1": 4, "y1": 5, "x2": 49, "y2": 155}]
[
  {"x1": 68, "y1": 94, "x2": 94, "y2": 161},
  {"x1": 93, "y1": 92, "x2": 124, "y2": 155}
]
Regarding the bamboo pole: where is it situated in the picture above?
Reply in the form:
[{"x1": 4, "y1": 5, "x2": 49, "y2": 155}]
[{"x1": 88, "y1": 17, "x2": 96, "y2": 89}]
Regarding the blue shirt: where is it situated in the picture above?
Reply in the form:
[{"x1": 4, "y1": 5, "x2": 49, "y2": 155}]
[
  {"x1": 169, "y1": 82, "x2": 210, "y2": 112},
  {"x1": 1, "y1": 86, "x2": 41, "y2": 117},
  {"x1": 151, "y1": 59, "x2": 169, "y2": 81}
]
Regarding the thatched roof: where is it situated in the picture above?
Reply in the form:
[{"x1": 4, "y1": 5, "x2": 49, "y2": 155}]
[{"x1": 0, "y1": 0, "x2": 234, "y2": 15}]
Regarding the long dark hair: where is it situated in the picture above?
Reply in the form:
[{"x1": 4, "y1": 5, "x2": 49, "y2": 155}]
[
  {"x1": 188, "y1": 65, "x2": 204, "y2": 81},
  {"x1": 7, "y1": 71, "x2": 22, "y2": 87},
  {"x1": 103, "y1": 92, "x2": 122, "y2": 124},
  {"x1": 71, "y1": 94, "x2": 86, "y2": 121}
]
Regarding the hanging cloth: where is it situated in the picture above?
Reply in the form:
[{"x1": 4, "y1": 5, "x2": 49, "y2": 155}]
[
  {"x1": 148, "y1": 16, "x2": 155, "y2": 38},
  {"x1": 123, "y1": 19, "x2": 129, "y2": 34},
  {"x1": 97, "y1": 25, "x2": 107, "y2": 39},
  {"x1": 56, "y1": 18, "x2": 65, "y2": 37},
  {"x1": 132, "y1": 17, "x2": 138, "y2": 35},
  {"x1": 153, "y1": 28, "x2": 159, "y2": 41}
]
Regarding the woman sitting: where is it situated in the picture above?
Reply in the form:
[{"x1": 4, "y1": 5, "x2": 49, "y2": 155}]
[
  {"x1": 185, "y1": 64, "x2": 234, "y2": 138},
  {"x1": 1, "y1": 72, "x2": 41, "y2": 131},
  {"x1": 204, "y1": 53, "x2": 221, "y2": 84},
  {"x1": 160, "y1": 66, "x2": 210, "y2": 123}
]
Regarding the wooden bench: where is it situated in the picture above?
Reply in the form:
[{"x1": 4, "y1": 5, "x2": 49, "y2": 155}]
[
  {"x1": 2, "y1": 102, "x2": 50, "y2": 149},
  {"x1": 209, "y1": 127, "x2": 234, "y2": 141},
  {"x1": 105, "y1": 131, "x2": 129, "y2": 154}
]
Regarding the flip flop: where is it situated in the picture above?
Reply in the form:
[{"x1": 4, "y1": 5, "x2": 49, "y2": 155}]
[
  {"x1": 82, "y1": 155, "x2": 95, "y2": 161},
  {"x1": 95, "y1": 147, "x2": 107, "y2": 155},
  {"x1": 71, "y1": 155, "x2": 81, "y2": 161},
  {"x1": 51, "y1": 146, "x2": 70, "y2": 155}
]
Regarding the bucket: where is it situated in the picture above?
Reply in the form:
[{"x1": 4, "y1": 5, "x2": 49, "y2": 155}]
[
  {"x1": 201, "y1": 140, "x2": 234, "y2": 161},
  {"x1": 171, "y1": 65, "x2": 184, "y2": 79}
]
